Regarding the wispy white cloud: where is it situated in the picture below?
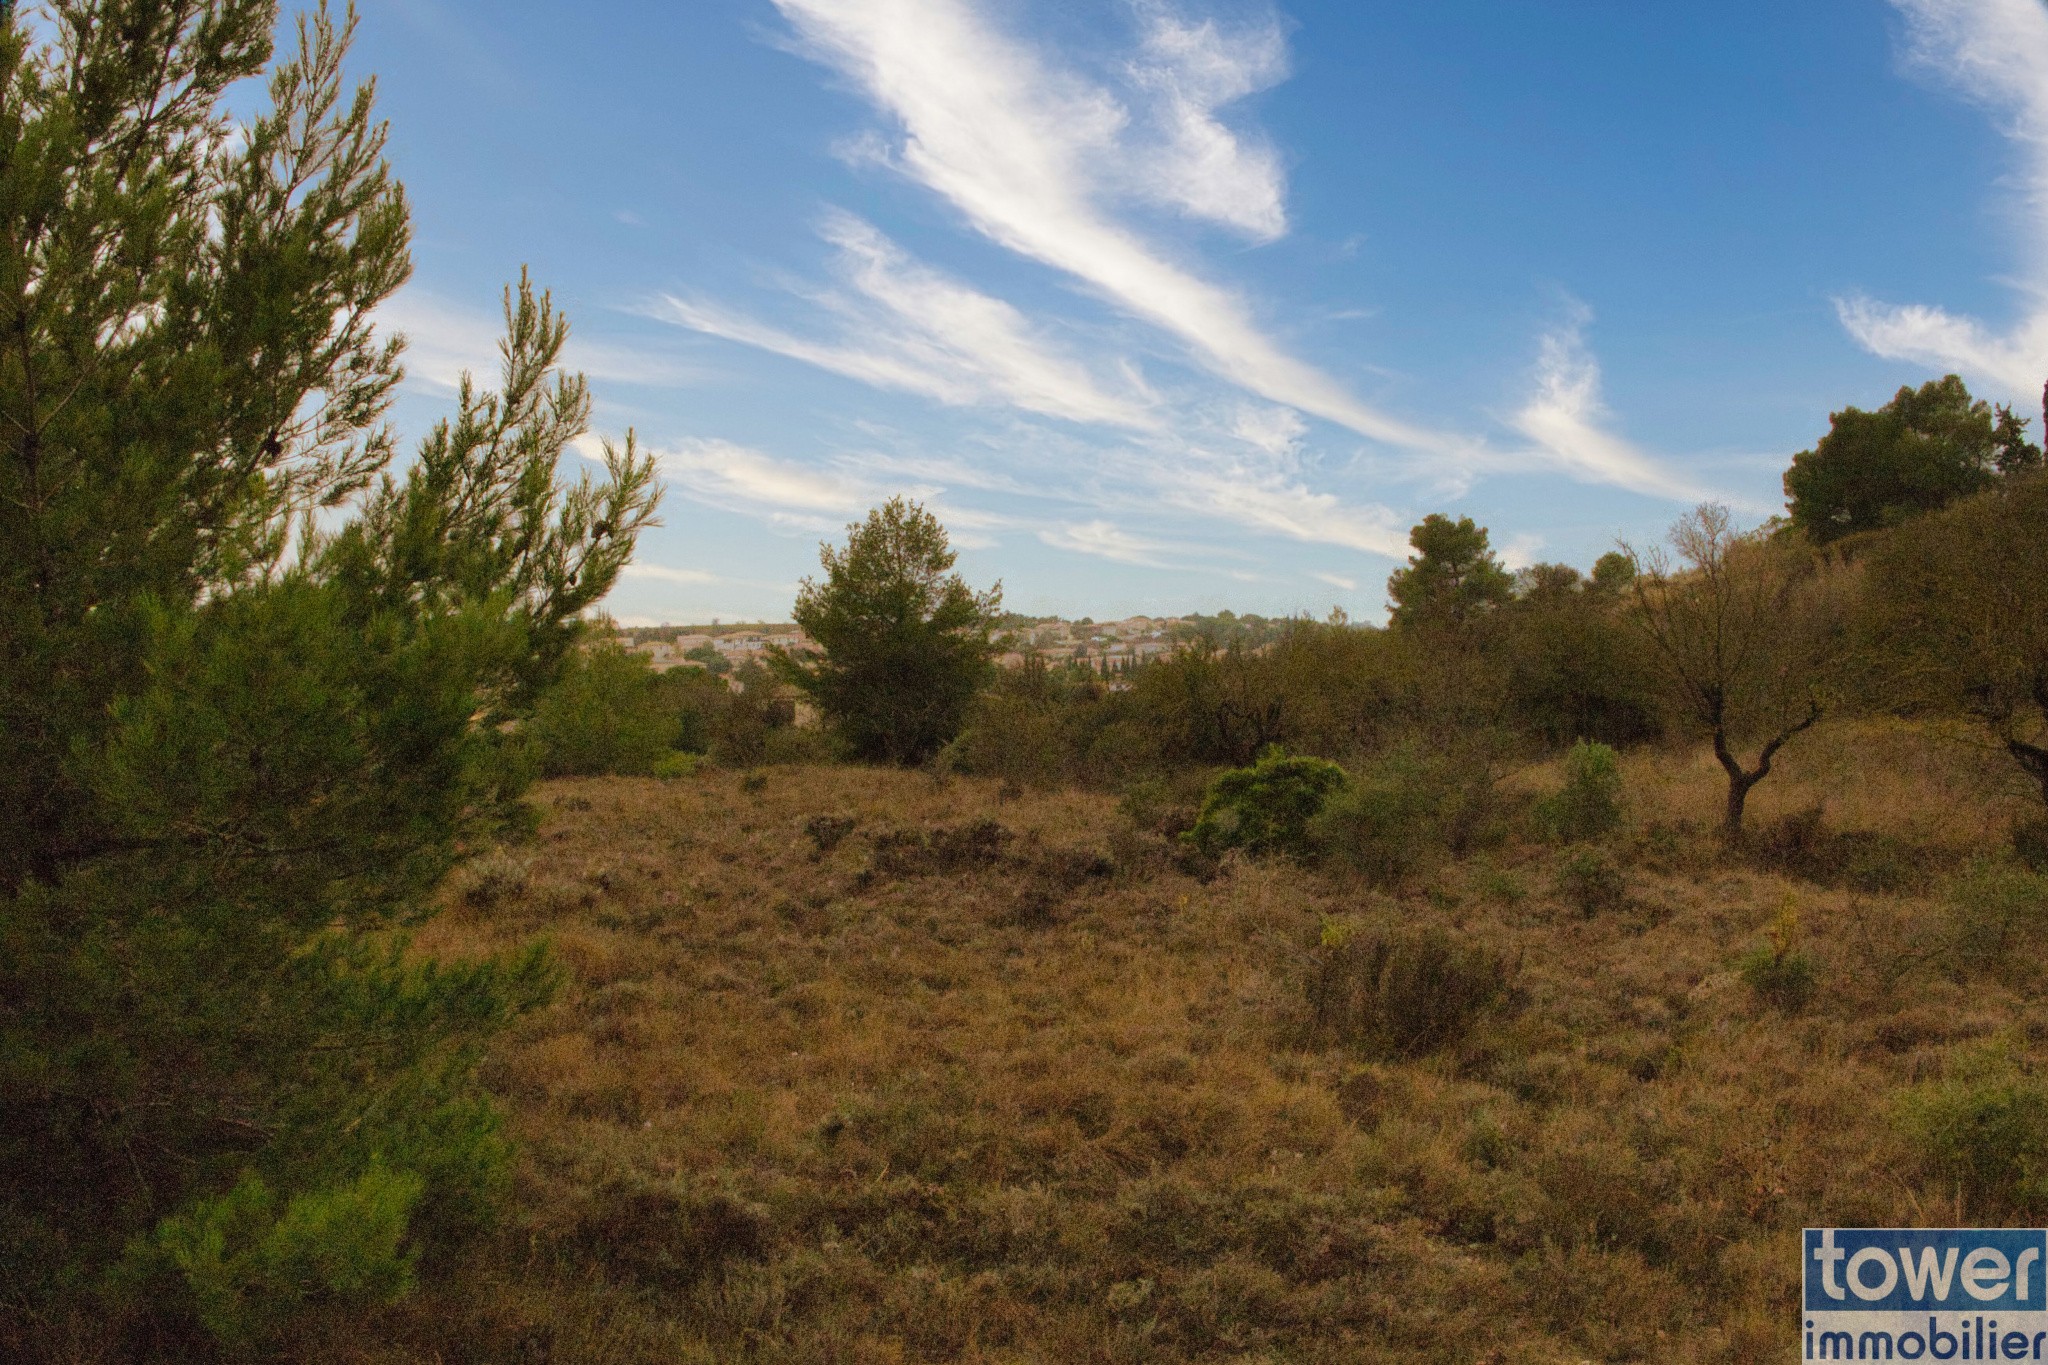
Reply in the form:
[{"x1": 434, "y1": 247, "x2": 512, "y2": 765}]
[
  {"x1": 1497, "y1": 533, "x2": 1545, "y2": 571},
  {"x1": 654, "y1": 212, "x2": 1159, "y2": 429},
  {"x1": 1161, "y1": 460, "x2": 1410, "y2": 556},
  {"x1": 767, "y1": 0, "x2": 1467, "y2": 459},
  {"x1": 1508, "y1": 304, "x2": 1712, "y2": 503},
  {"x1": 1836, "y1": 297, "x2": 2048, "y2": 393},
  {"x1": 1229, "y1": 402, "x2": 1308, "y2": 463},
  {"x1": 1125, "y1": 3, "x2": 1290, "y2": 240},
  {"x1": 381, "y1": 288, "x2": 703, "y2": 393},
  {"x1": 621, "y1": 562, "x2": 722, "y2": 585},
  {"x1": 1310, "y1": 570, "x2": 1357, "y2": 591},
  {"x1": 650, "y1": 437, "x2": 883, "y2": 531},
  {"x1": 1038, "y1": 519, "x2": 1173, "y2": 566},
  {"x1": 1838, "y1": 0, "x2": 2048, "y2": 397}
]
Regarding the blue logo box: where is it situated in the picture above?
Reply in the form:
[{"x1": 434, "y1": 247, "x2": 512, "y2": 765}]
[{"x1": 1806, "y1": 1230, "x2": 2048, "y2": 1313}]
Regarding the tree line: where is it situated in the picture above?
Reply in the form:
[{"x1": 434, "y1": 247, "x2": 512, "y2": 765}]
[{"x1": 724, "y1": 374, "x2": 2048, "y2": 853}]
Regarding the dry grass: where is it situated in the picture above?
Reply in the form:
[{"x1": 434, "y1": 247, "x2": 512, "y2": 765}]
[
  {"x1": 314, "y1": 739, "x2": 2047, "y2": 1363},
  {"x1": 1610, "y1": 716, "x2": 2026, "y2": 850}
]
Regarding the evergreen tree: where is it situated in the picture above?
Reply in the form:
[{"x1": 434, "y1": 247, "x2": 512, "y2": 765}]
[
  {"x1": 1500, "y1": 563, "x2": 1660, "y2": 749},
  {"x1": 773, "y1": 497, "x2": 1002, "y2": 764},
  {"x1": 1993, "y1": 399, "x2": 2043, "y2": 476},
  {"x1": 1385, "y1": 513, "x2": 1514, "y2": 631},
  {"x1": 0, "y1": 3, "x2": 658, "y2": 1350},
  {"x1": 1784, "y1": 374, "x2": 2011, "y2": 544}
]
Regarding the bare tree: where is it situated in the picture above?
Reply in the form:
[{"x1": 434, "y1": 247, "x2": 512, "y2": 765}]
[{"x1": 1624, "y1": 505, "x2": 1828, "y2": 836}]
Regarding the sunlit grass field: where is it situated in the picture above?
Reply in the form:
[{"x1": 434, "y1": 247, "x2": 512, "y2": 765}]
[{"x1": 331, "y1": 724, "x2": 2042, "y2": 1363}]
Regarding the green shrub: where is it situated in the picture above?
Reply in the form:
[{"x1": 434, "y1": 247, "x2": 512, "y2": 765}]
[
  {"x1": 1749, "y1": 804, "x2": 1831, "y2": 876},
  {"x1": 1533, "y1": 740, "x2": 1624, "y2": 843},
  {"x1": 1554, "y1": 847, "x2": 1626, "y2": 917},
  {"x1": 1945, "y1": 858, "x2": 2048, "y2": 971},
  {"x1": 528, "y1": 644, "x2": 678, "y2": 777},
  {"x1": 947, "y1": 691, "x2": 1069, "y2": 788},
  {"x1": 804, "y1": 814, "x2": 858, "y2": 856},
  {"x1": 651, "y1": 750, "x2": 701, "y2": 780},
  {"x1": 1186, "y1": 748, "x2": 1347, "y2": 860},
  {"x1": 1471, "y1": 860, "x2": 1528, "y2": 906},
  {"x1": 1897, "y1": 1076, "x2": 2048, "y2": 1216},
  {"x1": 762, "y1": 724, "x2": 838, "y2": 766},
  {"x1": 657, "y1": 666, "x2": 739, "y2": 756},
  {"x1": 1309, "y1": 745, "x2": 1451, "y2": 884},
  {"x1": 1308, "y1": 921, "x2": 1512, "y2": 1058},
  {"x1": 457, "y1": 850, "x2": 532, "y2": 911},
  {"x1": 1739, "y1": 943, "x2": 1818, "y2": 1014},
  {"x1": 1738, "y1": 898, "x2": 1819, "y2": 1013},
  {"x1": 1749, "y1": 804, "x2": 1926, "y2": 893},
  {"x1": 1118, "y1": 774, "x2": 1205, "y2": 840}
]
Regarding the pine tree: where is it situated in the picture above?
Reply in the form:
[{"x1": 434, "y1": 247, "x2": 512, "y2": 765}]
[
  {"x1": 773, "y1": 497, "x2": 1002, "y2": 764},
  {"x1": 1783, "y1": 374, "x2": 2008, "y2": 544},
  {"x1": 0, "y1": 2, "x2": 658, "y2": 1349},
  {"x1": 1385, "y1": 513, "x2": 1514, "y2": 631}
]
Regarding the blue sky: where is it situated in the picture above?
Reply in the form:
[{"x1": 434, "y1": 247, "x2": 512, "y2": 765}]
[{"x1": 351, "y1": 0, "x2": 2048, "y2": 624}]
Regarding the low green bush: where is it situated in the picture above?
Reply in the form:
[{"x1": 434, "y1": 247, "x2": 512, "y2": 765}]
[
  {"x1": 457, "y1": 850, "x2": 532, "y2": 910},
  {"x1": 650, "y1": 750, "x2": 701, "y2": 780},
  {"x1": 1749, "y1": 804, "x2": 1928, "y2": 893},
  {"x1": 1739, "y1": 942, "x2": 1818, "y2": 1014},
  {"x1": 1738, "y1": 898, "x2": 1818, "y2": 1013},
  {"x1": 763, "y1": 724, "x2": 837, "y2": 765},
  {"x1": 1897, "y1": 1075, "x2": 2048, "y2": 1217},
  {"x1": 1554, "y1": 847, "x2": 1626, "y2": 917},
  {"x1": 1309, "y1": 745, "x2": 1454, "y2": 884},
  {"x1": 1945, "y1": 858, "x2": 2048, "y2": 972},
  {"x1": 1470, "y1": 859, "x2": 1529, "y2": 906},
  {"x1": 1186, "y1": 748, "x2": 1346, "y2": 860},
  {"x1": 1308, "y1": 921, "x2": 1512, "y2": 1058},
  {"x1": 708, "y1": 663, "x2": 787, "y2": 767},
  {"x1": 1533, "y1": 740, "x2": 1624, "y2": 843},
  {"x1": 947, "y1": 691, "x2": 1069, "y2": 788}
]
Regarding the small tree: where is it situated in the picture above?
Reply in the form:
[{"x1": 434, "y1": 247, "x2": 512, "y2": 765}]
[
  {"x1": 1534, "y1": 740, "x2": 1626, "y2": 843},
  {"x1": 1386, "y1": 513, "x2": 1515, "y2": 631},
  {"x1": 1500, "y1": 563, "x2": 1660, "y2": 749},
  {"x1": 773, "y1": 497, "x2": 1002, "y2": 764},
  {"x1": 0, "y1": 2, "x2": 658, "y2": 1346},
  {"x1": 1129, "y1": 634, "x2": 1288, "y2": 768},
  {"x1": 1783, "y1": 375, "x2": 2022, "y2": 544},
  {"x1": 1624, "y1": 506, "x2": 1830, "y2": 836}
]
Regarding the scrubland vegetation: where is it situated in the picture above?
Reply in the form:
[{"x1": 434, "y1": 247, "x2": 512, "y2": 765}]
[
  {"x1": 141, "y1": 724, "x2": 2048, "y2": 1363},
  {"x1": 8, "y1": 4, "x2": 2048, "y2": 1362}
]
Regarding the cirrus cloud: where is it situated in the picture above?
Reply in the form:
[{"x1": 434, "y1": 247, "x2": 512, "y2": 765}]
[{"x1": 1837, "y1": 0, "x2": 2048, "y2": 400}]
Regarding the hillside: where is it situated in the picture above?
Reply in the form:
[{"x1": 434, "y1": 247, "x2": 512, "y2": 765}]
[{"x1": 323, "y1": 720, "x2": 2042, "y2": 1364}]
